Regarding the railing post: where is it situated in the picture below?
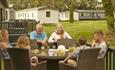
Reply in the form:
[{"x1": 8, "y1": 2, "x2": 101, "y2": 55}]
[
  {"x1": 109, "y1": 49, "x2": 112, "y2": 70},
  {"x1": 106, "y1": 50, "x2": 108, "y2": 70},
  {"x1": 107, "y1": 48, "x2": 115, "y2": 70},
  {"x1": 113, "y1": 50, "x2": 115, "y2": 70}
]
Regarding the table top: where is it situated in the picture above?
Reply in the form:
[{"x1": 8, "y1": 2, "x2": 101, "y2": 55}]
[
  {"x1": 37, "y1": 54, "x2": 67, "y2": 60},
  {"x1": 31, "y1": 49, "x2": 68, "y2": 60}
]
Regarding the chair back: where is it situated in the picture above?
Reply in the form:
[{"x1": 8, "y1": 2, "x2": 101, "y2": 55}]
[
  {"x1": 95, "y1": 58, "x2": 105, "y2": 70},
  {"x1": 76, "y1": 48, "x2": 100, "y2": 70},
  {"x1": 95, "y1": 42, "x2": 108, "y2": 70},
  {"x1": 0, "y1": 48, "x2": 12, "y2": 70},
  {"x1": 7, "y1": 48, "x2": 31, "y2": 70},
  {"x1": 57, "y1": 39, "x2": 77, "y2": 49},
  {"x1": 4, "y1": 59, "x2": 13, "y2": 70},
  {"x1": 0, "y1": 49, "x2": 3, "y2": 70}
]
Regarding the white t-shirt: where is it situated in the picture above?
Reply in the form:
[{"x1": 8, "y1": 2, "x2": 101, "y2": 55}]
[
  {"x1": 48, "y1": 32, "x2": 72, "y2": 43},
  {"x1": 94, "y1": 41, "x2": 107, "y2": 59}
]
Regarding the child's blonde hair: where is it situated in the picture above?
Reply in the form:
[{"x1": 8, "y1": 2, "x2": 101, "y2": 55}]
[{"x1": 16, "y1": 35, "x2": 30, "y2": 49}]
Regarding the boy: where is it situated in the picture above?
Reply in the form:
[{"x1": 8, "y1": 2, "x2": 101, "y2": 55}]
[{"x1": 60, "y1": 36, "x2": 90, "y2": 66}]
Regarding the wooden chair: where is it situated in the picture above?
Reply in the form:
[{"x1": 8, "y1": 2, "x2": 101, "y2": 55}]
[
  {"x1": 57, "y1": 39, "x2": 77, "y2": 49},
  {"x1": 7, "y1": 48, "x2": 47, "y2": 70},
  {"x1": 59, "y1": 48, "x2": 100, "y2": 70}
]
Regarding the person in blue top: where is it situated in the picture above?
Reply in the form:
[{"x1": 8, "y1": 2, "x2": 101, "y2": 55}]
[{"x1": 30, "y1": 23, "x2": 47, "y2": 49}]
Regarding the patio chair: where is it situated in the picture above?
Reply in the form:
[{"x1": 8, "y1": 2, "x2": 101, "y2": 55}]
[
  {"x1": 7, "y1": 48, "x2": 47, "y2": 70},
  {"x1": 59, "y1": 48, "x2": 100, "y2": 70},
  {"x1": 0, "y1": 49, "x2": 2, "y2": 70},
  {"x1": 95, "y1": 58, "x2": 105, "y2": 70},
  {"x1": 0, "y1": 48, "x2": 12, "y2": 70},
  {"x1": 57, "y1": 39, "x2": 77, "y2": 49},
  {"x1": 4, "y1": 59, "x2": 13, "y2": 70},
  {"x1": 95, "y1": 43, "x2": 109, "y2": 70}
]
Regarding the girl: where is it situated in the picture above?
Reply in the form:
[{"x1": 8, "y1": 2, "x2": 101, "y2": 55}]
[
  {"x1": 16, "y1": 35, "x2": 38, "y2": 67},
  {"x1": 16, "y1": 35, "x2": 30, "y2": 49}
]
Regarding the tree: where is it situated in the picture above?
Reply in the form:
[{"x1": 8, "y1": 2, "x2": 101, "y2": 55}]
[
  {"x1": 76, "y1": 0, "x2": 97, "y2": 10},
  {"x1": 69, "y1": 0, "x2": 74, "y2": 23},
  {"x1": 9, "y1": 0, "x2": 98, "y2": 10},
  {"x1": 102, "y1": 0, "x2": 115, "y2": 33}
]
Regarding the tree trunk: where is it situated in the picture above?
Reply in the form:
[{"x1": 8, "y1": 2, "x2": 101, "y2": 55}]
[
  {"x1": 69, "y1": 0, "x2": 74, "y2": 23},
  {"x1": 102, "y1": 0, "x2": 115, "y2": 33}
]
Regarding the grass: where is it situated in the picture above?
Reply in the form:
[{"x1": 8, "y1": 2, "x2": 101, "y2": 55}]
[
  {"x1": 42, "y1": 20, "x2": 115, "y2": 48},
  {"x1": 44, "y1": 20, "x2": 108, "y2": 39}
]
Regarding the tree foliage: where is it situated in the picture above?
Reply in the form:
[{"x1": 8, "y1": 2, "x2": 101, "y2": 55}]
[
  {"x1": 8, "y1": 0, "x2": 101, "y2": 10},
  {"x1": 102, "y1": 0, "x2": 115, "y2": 33}
]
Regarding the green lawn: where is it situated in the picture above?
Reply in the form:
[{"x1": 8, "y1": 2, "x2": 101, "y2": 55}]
[
  {"x1": 42, "y1": 20, "x2": 115, "y2": 48},
  {"x1": 44, "y1": 20, "x2": 107, "y2": 40},
  {"x1": 28, "y1": 20, "x2": 115, "y2": 47}
]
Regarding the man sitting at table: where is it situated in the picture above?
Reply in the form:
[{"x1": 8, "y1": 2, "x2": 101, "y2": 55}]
[
  {"x1": 92, "y1": 30, "x2": 107, "y2": 59},
  {"x1": 30, "y1": 23, "x2": 47, "y2": 49},
  {"x1": 59, "y1": 36, "x2": 90, "y2": 66}
]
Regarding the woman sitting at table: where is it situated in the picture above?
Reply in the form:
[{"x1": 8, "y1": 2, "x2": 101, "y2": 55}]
[
  {"x1": 0, "y1": 29, "x2": 12, "y2": 48},
  {"x1": 16, "y1": 35, "x2": 38, "y2": 67},
  {"x1": 48, "y1": 24, "x2": 72, "y2": 48},
  {"x1": 60, "y1": 36, "x2": 90, "y2": 66},
  {"x1": 0, "y1": 30, "x2": 10, "y2": 59}
]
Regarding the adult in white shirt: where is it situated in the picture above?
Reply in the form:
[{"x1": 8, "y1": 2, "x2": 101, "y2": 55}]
[
  {"x1": 92, "y1": 30, "x2": 107, "y2": 59},
  {"x1": 48, "y1": 24, "x2": 72, "y2": 47}
]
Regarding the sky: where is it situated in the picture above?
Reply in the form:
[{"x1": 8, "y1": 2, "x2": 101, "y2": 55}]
[{"x1": 97, "y1": 0, "x2": 102, "y2": 2}]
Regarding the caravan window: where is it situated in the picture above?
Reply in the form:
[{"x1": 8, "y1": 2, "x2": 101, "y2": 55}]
[{"x1": 46, "y1": 11, "x2": 51, "y2": 17}]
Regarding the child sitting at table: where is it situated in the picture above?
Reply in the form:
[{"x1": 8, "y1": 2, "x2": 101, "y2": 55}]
[
  {"x1": 16, "y1": 35, "x2": 38, "y2": 67},
  {"x1": 16, "y1": 35, "x2": 30, "y2": 49},
  {"x1": 59, "y1": 36, "x2": 90, "y2": 66}
]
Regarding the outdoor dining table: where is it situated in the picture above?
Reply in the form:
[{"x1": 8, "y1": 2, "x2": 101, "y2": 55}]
[{"x1": 32, "y1": 49, "x2": 68, "y2": 70}]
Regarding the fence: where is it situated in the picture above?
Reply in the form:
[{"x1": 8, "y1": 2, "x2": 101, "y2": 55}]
[
  {"x1": 0, "y1": 21, "x2": 37, "y2": 45},
  {"x1": 106, "y1": 48, "x2": 115, "y2": 70},
  {"x1": 0, "y1": 22, "x2": 28, "y2": 34}
]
